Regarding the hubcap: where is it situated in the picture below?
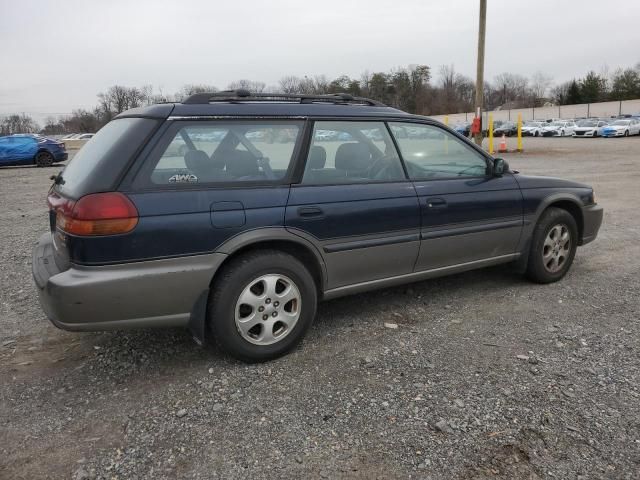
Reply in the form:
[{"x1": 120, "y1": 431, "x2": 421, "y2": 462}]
[
  {"x1": 542, "y1": 224, "x2": 571, "y2": 273},
  {"x1": 234, "y1": 274, "x2": 301, "y2": 345}
]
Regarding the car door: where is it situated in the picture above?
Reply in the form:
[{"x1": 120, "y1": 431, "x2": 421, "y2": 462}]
[
  {"x1": 388, "y1": 121, "x2": 523, "y2": 271},
  {"x1": 0, "y1": 136, "x2": 38, "y2": 165},
  {"x1": 286, "y1": 120, "x2": 420, "y2": 289}
]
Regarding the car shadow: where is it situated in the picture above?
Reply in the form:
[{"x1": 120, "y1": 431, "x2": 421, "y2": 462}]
[
  {"x1": 68, "y1": 263, "x2": 524, "y2": 375},
  {"x1": 313, "y1": 263, "x2": 525, "y2": 330}
]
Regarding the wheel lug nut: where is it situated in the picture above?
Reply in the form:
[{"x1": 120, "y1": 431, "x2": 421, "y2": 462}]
[
  {"x1": 273, "y1": 301, "x2": 279, "y2": 307},
  {"x1": 258, "y1": 306, "x2": 264, "y2": 312},
  {"x1": 272, "y1": 312, "x2": 278, "y2": 317},
  {"x1": 265, "y1": 298, "x2": 271, "y2": 304},
  {"x1": 262, "y1": 314, "x2": 268, "y2": 320}
]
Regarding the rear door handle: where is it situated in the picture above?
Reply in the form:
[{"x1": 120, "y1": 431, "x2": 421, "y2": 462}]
[
  {"x1": 297, "y1": 206, "x2": 324, "y2": 218},
  {"x1": 426, "y1": 198, "x2": 447, "y2": 209}
]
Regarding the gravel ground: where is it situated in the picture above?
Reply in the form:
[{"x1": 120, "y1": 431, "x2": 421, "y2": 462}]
[{"x1": 1, "y1": 137, "x2": 639, "y2": 479}]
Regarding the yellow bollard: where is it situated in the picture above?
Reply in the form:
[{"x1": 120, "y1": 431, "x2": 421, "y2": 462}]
[
  {"x1": 517, "y1": 113, "x2": 523, "y2": 152},
  {"x1": 488, "y1": 114, "x2": 494, "y2": 155}
]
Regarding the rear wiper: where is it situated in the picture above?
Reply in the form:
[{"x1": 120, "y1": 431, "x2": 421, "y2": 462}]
[{"x1": 49, "y1": 172, "x2": 65, "y2": 185}]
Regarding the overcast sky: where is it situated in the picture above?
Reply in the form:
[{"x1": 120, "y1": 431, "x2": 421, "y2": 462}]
[{"x1": 2, "y1": 0, "x2": 639, "y2": 122}]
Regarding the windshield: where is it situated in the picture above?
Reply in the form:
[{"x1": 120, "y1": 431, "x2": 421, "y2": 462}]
[
  {"x1": 612, "y1": 120, "x2": 630, "y2": 126},
  {"x1": 524, "y1": 122, "x2": 542, "y2": 127},
  {"x1": 577, "y1": 120, "x2": 596, "y2": 127}
]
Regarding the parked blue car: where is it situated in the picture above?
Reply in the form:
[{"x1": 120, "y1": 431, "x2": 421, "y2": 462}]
[
  {"x1": 33, "y1": 90, "x2": 603, "y2": 362},
  {"x1": 453, "y1": 122, "x2": 471, "y2": 136},
  {"x1": 0, "y1": 134, "x2": 67, "y2": 167}
]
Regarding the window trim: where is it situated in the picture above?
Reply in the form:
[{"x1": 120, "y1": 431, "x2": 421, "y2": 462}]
[
  {"x1": 387, "y1": 120, "x2": 493, "y2": 183},
  {"x1": 295, "y1": 119, "x2": 410, "y2": 187},
  {"x1": 129, "y1": 118, "x2": 307, "y2": 191}
]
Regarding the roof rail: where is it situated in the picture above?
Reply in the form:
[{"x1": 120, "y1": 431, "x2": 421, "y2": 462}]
[{"x1": 182, "y1": 89, "x2": 386, "y2": 107}]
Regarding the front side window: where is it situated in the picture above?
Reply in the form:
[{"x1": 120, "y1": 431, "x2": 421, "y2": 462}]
[
  {"x1": 302, "y1": 121, "x2": 405, "y2": 184},
  {"x1": 389, "y1": 122, "x2": 489, "y2": 180},
  {"x1": 146, "y1": 121, "x2": 302, "y2": 185}
]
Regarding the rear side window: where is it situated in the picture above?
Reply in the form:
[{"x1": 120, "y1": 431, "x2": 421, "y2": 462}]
[
  {"x1": 389, "y1": 122, "x2": 489, "y2": 179},
  {"x1": 302, "y1": 121, "x2": 405, "y2": 184},
  {"x1": 57, "y1": 118, "x2": 158, "y2": 198},
  {"x1": 143, "y1": 121, "x2": 302, "y2": 186}
]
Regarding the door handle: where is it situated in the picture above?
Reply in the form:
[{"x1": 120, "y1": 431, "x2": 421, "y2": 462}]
[
  {"x1": 426, "y1": 198, "x2": 447, "y2": 209},
  {"x1": 297, "y1": 206, "x2": 324, "y2": 218}
]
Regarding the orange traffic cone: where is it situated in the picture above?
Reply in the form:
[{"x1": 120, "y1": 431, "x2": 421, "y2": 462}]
[{"x1": 498, "y1": 134, "x2": 507, "y2": 153}]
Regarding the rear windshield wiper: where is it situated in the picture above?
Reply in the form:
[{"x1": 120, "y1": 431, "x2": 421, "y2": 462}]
[{"x1": 50, "y1": 172, "x2": 65, "y2": 185}]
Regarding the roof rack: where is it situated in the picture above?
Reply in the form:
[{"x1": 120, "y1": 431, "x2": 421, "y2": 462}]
[{"x1": 182, "y1": 89, "x2": 385, "y2": 107}]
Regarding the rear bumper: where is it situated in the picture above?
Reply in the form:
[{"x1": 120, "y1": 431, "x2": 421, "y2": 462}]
[
  {"x1": 32, "y1": 233, "x2": 226, "y2": 331},
  {"x1": 580, "y1": 204, "x2": 603, "y2": 245}
]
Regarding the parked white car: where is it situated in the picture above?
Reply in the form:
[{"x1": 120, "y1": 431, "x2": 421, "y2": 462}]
[
  {"x1": 542, "y1": 121, "x2": 577, "y2": 137},
  {"x1": 573, "y1": 119, "x2": 609, "y2": 138},
  {"x1": 601, "y1": 119, "x2": 640, "y2": 137},
  {"x1": 521, "y1": 121, "x2": 546, "y2": 137},
  {"x1": 75, "y1": 133, "x2": 95, "y2": 140}
]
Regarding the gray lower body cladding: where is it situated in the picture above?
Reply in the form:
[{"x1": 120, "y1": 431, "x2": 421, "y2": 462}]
[
  {"x1": 32, "y1": 202, "x2": 603, "y2": 333},
  {"x1": 580, "y1": 204, "x2": 603, "y2": 245},
  {"x1": 32, "y1": 233, "x2": 226, "y2": 331}
]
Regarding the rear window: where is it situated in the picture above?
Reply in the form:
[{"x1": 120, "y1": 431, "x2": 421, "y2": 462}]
[
  {"x1": 56, "y1": 118, "x2": 157, "y2": 198},
  {"x1": 138, "y1": 121, "x2": 302, "y2": 187}
]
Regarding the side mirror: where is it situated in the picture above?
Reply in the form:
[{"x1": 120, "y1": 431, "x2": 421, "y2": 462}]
[{"x1": 493, "y1": 158, "x2": 509, "y2": 176}]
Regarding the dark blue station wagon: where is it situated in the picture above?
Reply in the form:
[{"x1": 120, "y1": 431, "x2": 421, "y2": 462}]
[{"x1": 33, "y1": 91, "x2": 603, "y2": 362}]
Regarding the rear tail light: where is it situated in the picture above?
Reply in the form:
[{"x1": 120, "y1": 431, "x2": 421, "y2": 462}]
[{"x1": 49, "y1": 192, "x2": 138, "y2": 236}]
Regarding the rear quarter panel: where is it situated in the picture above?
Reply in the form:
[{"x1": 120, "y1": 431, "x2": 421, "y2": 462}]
[{"x1": 64, "y1": 187, "x2": 291, "y2": 265}]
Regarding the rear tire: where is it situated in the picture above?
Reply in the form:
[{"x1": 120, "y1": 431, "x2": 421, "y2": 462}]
[
  {"x1": 207, "y1": 250, "x2": 318, "y2": 362},
  {"x1": 35, "y1": 151, "x2": 54, "y2": 167},
  {"x1": 526, "y1": 207, "x2": 578, "y2": 284}
]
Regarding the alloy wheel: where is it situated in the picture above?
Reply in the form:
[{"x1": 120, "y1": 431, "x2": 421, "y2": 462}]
[
  {"x1": 235, "y1": 274, "x2": 301, "y2": 345},
  {"x1": 542, "y1": 224, "x2": 571, "y2": 273}
]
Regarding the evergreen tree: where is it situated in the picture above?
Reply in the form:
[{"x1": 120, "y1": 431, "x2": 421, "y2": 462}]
[
  {"x1": 566, "y1": 80, "x2": 582, "y2": 105},
  {"x1": 580, "y1": 71, "x2": 607, "y2": 103}
]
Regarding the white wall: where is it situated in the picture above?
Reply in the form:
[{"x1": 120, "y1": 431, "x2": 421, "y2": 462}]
[{"x1": 431, "y1": 98, "x2": 640, "y2": 124}]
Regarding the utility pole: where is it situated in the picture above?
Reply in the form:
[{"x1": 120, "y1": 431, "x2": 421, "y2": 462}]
[{"x1": 473, "y1": 0, "x2": 487, "y2": 146}]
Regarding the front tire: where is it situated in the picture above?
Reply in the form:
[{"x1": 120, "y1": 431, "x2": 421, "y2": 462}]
[
  {"x1": 526, "y1": 207, "x2": 578, "y2": 284},
  {"x1": 207, "y1": 250, "x2": 318, "y2": 362},
  {"x1": 35, "y1": 151, "x2": 54, "y2": 167}
]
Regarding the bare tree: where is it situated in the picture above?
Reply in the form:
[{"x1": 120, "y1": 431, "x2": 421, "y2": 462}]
[
  {"x1": 493, "y1": 72, "x2": 530, "y2": 107},
  {"x1": 227, "y1": 79, "x2": 266, "y2": 93},
  {"x1": 0, "y1": 114, "x2": 40, "y2": 135},
  {"x1": 278, "y1": 76, "x2": 303, "y2": 94},
  {"x1": 434, "y1": 65, "x2": 474, "y2": 114},
  {"x1": 530, "y1": 71, "x2": 553, "y2": 101},
  {"x1": 175, "y1": 84, "x2": 218, "y2": 101}
]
